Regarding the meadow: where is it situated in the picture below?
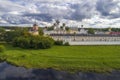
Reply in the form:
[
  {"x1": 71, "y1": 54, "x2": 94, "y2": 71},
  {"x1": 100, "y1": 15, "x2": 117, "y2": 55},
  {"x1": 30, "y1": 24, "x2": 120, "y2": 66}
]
[{"x1": 0, "y1": 44, "x2": 120, "y2": 72}]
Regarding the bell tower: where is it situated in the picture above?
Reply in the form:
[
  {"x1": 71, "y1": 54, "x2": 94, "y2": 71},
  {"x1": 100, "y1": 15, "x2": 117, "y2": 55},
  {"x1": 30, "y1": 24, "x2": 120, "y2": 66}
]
[
  {"x1": 29, "y1": 22, "x2": 39, "y2": 35},
  {"x1": 33, "y1": 22, "x2": 39, "y2": 31}
]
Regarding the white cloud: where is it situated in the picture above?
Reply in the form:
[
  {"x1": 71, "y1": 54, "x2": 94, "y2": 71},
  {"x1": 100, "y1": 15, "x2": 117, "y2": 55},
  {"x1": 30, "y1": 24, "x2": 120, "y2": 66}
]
[{"x1": 0, "y1": 0, "x2": 120, "y2": 28}]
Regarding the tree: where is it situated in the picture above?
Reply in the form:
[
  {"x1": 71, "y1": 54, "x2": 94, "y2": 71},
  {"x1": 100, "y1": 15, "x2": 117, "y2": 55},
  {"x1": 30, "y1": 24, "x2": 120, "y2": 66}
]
[
  {"x1": 38, "y1": 28, "x2": 44, "y2": 35},
  {"x1": 88, "y1": 28, "x2": 95, "y2": 34},
  {"x1": 65, "y1": 27, "x2": 70, "y2": 33},
  {"x1": 60, "y1": 26, "x2": 64, "y2": 30},
  {"x1": 0, "y1": 28, "x2": 5, "y2": 41},
  {"x1": 46, "y1": 26, "x2": 54, "y2": 31},
  {"x1": 54, "y1": 40, "x2": 63, "y2": 45},
  {"x1": 4, "y1": 28, "x2": 30, "y2": 42},
  {"x1": 0, "y1": 27, "x2": 5, "y2": 32},
  {"x1": 4, "y1": 31, "x2": 22, "y2": 42}
]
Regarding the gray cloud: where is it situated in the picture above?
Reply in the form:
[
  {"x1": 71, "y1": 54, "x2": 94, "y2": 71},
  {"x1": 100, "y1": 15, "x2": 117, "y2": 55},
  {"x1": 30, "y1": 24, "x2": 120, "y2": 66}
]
[
  {"x1": 1, "y1": 14, "x2": 31, "y2": 24},
  {"x1": 0, "y1": 0, "x2": 120, "y2": 27},
  {"x1": 23, "y1": 13, "x2": 53, "y2": 22},
  {"x1": 70, "y1": 0, "x2": 97, "y2": 21},
  {"x1": 96, "y1": 0, "x2": 120, "y2": 18}
]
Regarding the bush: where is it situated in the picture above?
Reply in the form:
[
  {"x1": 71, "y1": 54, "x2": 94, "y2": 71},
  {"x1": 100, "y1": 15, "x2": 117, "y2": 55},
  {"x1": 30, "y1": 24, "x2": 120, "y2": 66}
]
[
  {"x1": 12, "y1": 35, "x2": 54, "y2": 49},
  {"x1": 64, "y1": 42, "x2": 70, "y2": 46},
  {"x1": 0, "y1": 45, "x2": 5, "y2": 52},
  {"x1": 54, "y1": 40, "x2": 63, "y2": 45},
  {"x1": 4, "y1": 29, "x2": 31, "y2": 43}
]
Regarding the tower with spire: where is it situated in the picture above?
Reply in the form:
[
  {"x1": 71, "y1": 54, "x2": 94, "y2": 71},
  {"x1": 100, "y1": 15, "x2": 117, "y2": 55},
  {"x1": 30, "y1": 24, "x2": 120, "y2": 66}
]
[{"x1": 29, "y1": 22, "x2": 39, "y2": 35}]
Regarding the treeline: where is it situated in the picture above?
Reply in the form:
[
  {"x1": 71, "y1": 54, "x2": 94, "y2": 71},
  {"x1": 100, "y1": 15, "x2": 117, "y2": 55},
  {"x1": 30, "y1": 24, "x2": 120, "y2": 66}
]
[
  {"x1": 0, "y1": 27, "x2": 43, "y2": 42},
  {"x1": 0, "y1": 27, "x2": 69, "y2": 49},
  {"x1": 0, "y1": 27, "x2": 55, "y2": 49},
  {"x1": 91, "y1": 28, "x2": 120, "y2": 32}
]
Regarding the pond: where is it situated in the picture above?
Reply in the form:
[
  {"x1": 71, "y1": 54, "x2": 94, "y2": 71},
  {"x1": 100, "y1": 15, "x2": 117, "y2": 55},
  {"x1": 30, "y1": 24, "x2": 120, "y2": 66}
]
[{"x1": 0, "y1": 62, "x2": 120, "y2": 80}]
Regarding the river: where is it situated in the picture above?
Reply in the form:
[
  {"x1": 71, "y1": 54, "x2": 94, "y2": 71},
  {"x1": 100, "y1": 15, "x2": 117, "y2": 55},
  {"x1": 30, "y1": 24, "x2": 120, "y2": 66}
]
[{"x1": 0, "y1": 62, "x2": 120, "y2": 80}]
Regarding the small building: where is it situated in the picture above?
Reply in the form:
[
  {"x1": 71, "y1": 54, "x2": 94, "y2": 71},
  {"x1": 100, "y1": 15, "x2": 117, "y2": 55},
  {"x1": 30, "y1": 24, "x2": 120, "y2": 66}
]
[{"x1": 29, "y1": 23, "x2": 39, "y2": 35}]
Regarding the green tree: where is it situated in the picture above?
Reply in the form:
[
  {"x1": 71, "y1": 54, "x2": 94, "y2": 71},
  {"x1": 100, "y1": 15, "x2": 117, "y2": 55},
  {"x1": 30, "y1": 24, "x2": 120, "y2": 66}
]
[
  {"x1": 46, "y1": 26, "x2": 54, "y2": 31},
  {"x1": 0, "y1": 28, "x2": 5, "y2": 41},
  {"x1": 5, "y1": 31, "x2": 21, "y2": 42},
  {"x1": 88, "y1": 28, "x2": 95, "y2": 34},
  {"x1": 38, "y1": 28, "x2": 44, "y2": 35},
  {"x1": 65, "y1": 27, "x2": 70, "y2": 33},
  {"x1": 4, "y1": 28, "x2": 29, "y2": 42}
]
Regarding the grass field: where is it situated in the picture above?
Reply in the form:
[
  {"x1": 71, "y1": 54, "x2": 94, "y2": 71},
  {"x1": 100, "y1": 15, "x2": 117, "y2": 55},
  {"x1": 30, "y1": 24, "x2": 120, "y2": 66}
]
[{"x1": 0, "y1": 44, "x2": 120, "y2": 72}]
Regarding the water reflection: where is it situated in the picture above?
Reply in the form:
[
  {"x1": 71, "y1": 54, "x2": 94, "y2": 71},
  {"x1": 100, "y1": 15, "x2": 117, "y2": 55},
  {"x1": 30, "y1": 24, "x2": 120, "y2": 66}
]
[{"x1": 0, "y1": 62, "x2": 120, "y2": 80}]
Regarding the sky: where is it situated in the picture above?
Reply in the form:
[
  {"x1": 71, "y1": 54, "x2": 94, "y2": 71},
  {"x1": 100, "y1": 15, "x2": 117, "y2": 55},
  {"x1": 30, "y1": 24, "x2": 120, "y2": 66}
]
[{"x1": 0, "y1": 0, "x2": 120, "y2": 28}]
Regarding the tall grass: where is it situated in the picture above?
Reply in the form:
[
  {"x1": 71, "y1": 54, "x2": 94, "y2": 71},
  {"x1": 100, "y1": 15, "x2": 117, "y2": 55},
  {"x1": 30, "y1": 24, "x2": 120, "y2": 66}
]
[{"x1": 0, "y1": 44, "x2": 120, "y2": 72}]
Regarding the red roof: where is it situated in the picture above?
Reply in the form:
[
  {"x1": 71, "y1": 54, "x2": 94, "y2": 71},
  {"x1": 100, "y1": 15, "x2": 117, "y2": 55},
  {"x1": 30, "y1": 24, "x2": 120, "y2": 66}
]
[{"x1": 110, "y1": 32, "x2": 120, "y2": 35}]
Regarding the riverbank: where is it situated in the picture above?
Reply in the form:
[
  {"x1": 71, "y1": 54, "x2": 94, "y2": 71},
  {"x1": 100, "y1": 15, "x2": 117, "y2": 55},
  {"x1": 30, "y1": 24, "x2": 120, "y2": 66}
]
[
  {"x1": 0, "y1": 44, "x2": 120, "y2": 73},
  {"x1": 0, "y1": 62, "x2": 120, "y2": 80}
]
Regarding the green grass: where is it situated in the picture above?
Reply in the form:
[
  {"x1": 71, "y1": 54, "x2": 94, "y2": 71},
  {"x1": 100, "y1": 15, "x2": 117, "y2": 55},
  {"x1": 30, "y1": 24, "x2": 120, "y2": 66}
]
[{"x1": 0, "y1": 44, "x2": 120, "y2": 73}]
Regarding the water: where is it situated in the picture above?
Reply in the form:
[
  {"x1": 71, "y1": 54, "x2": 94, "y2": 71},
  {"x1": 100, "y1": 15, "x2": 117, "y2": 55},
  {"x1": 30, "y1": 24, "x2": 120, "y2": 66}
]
[{"x1": 0, "y1": 62, "x2": 120, "y2": 80}]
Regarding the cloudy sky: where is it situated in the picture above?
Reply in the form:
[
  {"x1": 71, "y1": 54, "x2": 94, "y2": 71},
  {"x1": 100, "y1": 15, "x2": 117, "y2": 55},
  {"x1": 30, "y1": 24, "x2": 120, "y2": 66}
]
[{"x1": 0, "y1": 0, "x2": 120, "y2": 28}]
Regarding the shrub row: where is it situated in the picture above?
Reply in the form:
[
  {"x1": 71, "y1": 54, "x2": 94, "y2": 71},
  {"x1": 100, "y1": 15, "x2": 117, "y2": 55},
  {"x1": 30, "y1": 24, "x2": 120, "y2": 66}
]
[
  {"x1": 54, "y1": 40, "x2": 70, "y2": 46},
  {"x1": 12, "y1": 35, "x2": 54, "y2": 49},
  {"x1": 54, "y1": 40, "x2": 63, "y2": 45}
]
